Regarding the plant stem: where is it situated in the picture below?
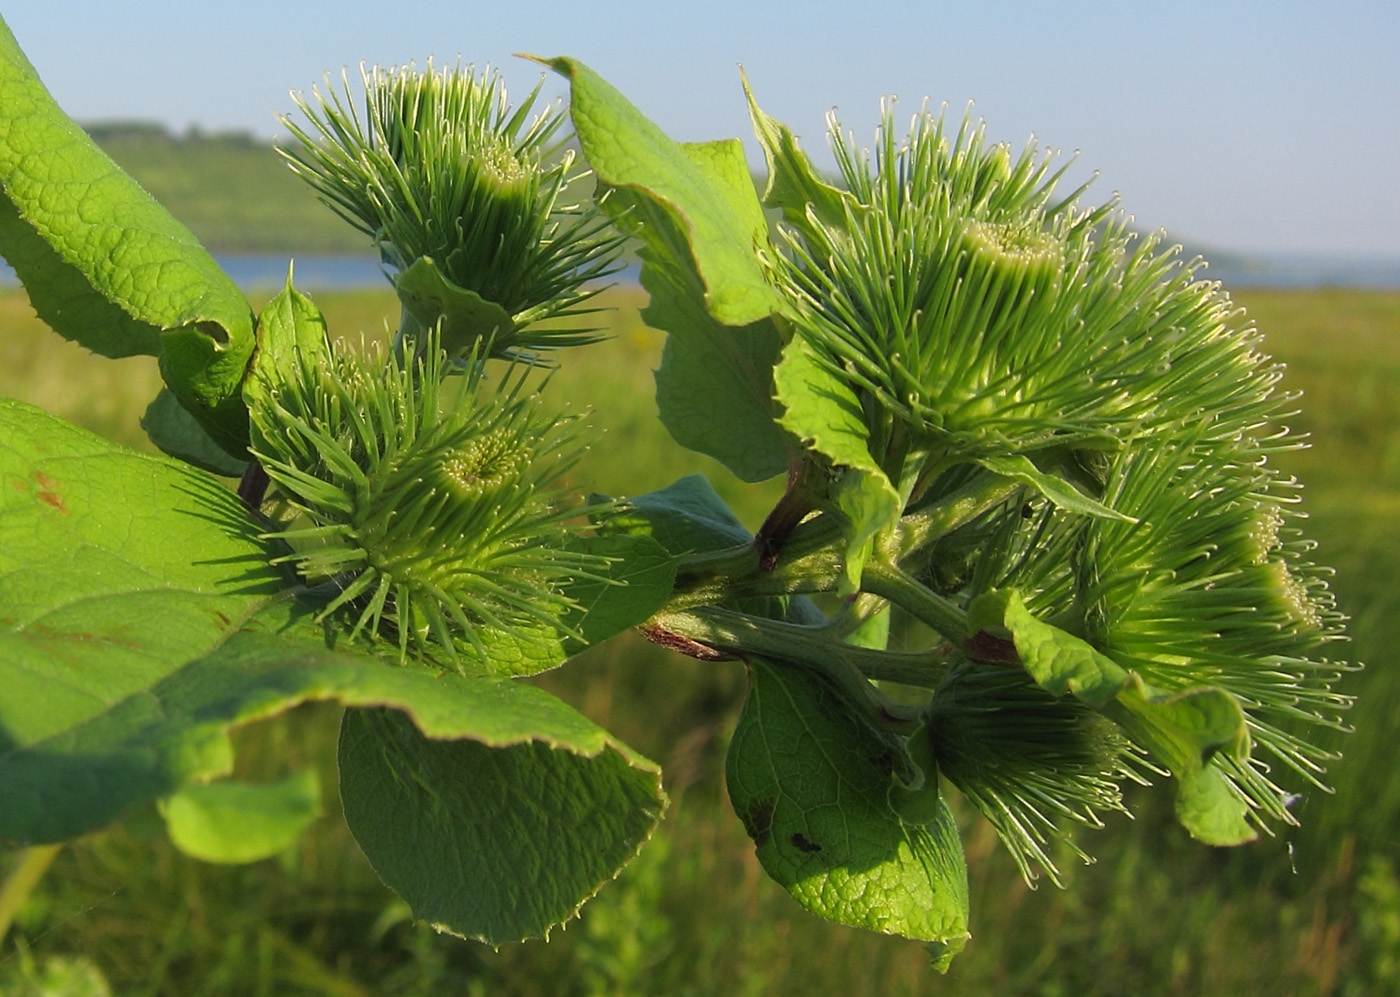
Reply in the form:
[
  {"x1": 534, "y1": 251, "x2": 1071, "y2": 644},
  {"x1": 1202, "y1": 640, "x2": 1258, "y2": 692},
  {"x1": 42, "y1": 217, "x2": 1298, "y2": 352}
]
[
  {"x1": 669, "y1": 474, "x2": 1018, "y2": 614},
  {"x1": 667, "y1": 513, "x2": 845, "y2": 609},
  {"x1": 752, "y1": 458, "x2": 823, "y2": 569},
  {"x1": 238, "y1": 461, "x2": 270, "y2": 510},
  {"x1": 651, "y1": 606, "x2": 951, "y2": 718},
  {"x1": 860, "y1": 559, "x2": 969, "y2": 642},
  {"x1": 897, "y1": 472, "x2": 1021, "y2": 560},
  {"x1": 0, "y1": 843, "x2": 61, "y2": 947}
]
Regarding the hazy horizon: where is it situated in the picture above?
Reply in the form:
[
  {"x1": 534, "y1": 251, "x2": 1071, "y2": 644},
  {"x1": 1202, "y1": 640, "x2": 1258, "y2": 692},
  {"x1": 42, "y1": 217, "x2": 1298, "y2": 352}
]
[{"x1": 4, "y1": 2, "x2": 1396, "y2": 259}]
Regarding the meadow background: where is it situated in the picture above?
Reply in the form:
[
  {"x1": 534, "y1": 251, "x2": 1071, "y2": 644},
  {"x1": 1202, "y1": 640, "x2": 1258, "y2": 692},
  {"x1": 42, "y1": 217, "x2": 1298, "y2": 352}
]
[{"x1": 0, "y1": 130, "x2": 1397, "y2": 996}]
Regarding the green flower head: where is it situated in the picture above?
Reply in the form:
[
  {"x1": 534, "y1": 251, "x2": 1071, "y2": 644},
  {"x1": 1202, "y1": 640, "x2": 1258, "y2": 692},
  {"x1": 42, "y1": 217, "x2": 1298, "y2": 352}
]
[
  {"x1": 928, "y1": 665, "x2": 1142, "y2": 886},
  {"x1": 1076, "y1": 437, "x2": 1351, "y2": 826},
  {"x1": 282, "y1": 61, "x2": 624, "y2": 361},
  {"x1": 248, "y1": 326, "x2": 608, "y2": 669},
  {"x1": 764, "y1": 101, "x2": 1282, "y2": 461},
  {"x1": 959, "y1": 426, "x2": 1352, "y2": 839}
]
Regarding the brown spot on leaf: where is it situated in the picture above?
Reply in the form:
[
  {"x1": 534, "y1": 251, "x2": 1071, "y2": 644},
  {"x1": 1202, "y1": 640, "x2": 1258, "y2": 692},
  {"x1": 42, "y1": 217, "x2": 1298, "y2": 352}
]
[
  {"x1": 38, "y1": 490, "x2": 67, "y2": 513},
  {"x1": 32, "y1": 471, "x2": 67, "y2": 514},
  {"x1": 790, "y1": 832, "x2": 822, "y2": 853}
]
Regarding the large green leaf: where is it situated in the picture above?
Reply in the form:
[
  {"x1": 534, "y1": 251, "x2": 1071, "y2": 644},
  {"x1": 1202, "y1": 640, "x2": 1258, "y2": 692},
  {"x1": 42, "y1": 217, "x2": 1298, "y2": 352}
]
[
  {"x1": 725, "y1": 658, "x2": 970, "y2": 966},
  {"x1": 0, "y1": 16, "x2": 254, "y2": 454},
  {"x1": 649, "y1": 261, "x2": 789, "y2": 481},
  {"x1": 0, "y1": 398, "x2": 668, "y2": 929},
  {"x1": 541, "y1": 56, "x2": 789, "y2": 482},
  {"x1": 559, "y1": 532, "x2": 676, "y2": 655},
  {"x1": 140, "y1": 388, "x2": 249, "y2": 477},
  {"x1": 340, "y1": 705, "x2": 664, "y2": 945}
]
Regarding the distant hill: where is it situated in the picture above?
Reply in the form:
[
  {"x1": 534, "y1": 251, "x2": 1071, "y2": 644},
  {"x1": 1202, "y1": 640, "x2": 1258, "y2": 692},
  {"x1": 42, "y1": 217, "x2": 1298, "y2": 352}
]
[{"x1": 85, "y1": 123, "x2": 371, "y2": 254}]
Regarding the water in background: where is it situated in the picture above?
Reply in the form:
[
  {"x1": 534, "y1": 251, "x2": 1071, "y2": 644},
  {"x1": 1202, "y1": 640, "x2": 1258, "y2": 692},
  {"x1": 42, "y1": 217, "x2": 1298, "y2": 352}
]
[
  {"x1": 215, "y1": 253, "x2": 387, "y2": 291},
  {"x1": 3, "y1": 251, "x2": 1400, "y2": 292}
]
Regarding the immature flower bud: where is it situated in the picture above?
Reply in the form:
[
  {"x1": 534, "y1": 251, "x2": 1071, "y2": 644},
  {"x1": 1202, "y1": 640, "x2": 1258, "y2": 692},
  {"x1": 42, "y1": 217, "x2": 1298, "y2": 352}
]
[
  {"x1": 770, "y1": 104, "x2": 1282, "y2": 463},
  {"x1": 248, "y1": 325, "x2": 608, "y2": 670},
  {"x1": 926, "y1": 665, "x2": 1139, "y2": 885},
  {"x1": 282, "y1": 62, "x2": 624, "y2": 361}
]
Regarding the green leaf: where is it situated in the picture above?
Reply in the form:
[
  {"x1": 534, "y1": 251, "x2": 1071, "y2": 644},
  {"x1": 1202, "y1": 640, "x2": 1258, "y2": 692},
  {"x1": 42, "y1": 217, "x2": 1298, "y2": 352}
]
[
  {"x1": 560, "y1": 532, "x2": 676, "y2": 655},
  {"x1": 539, "y1": 56, "x2": 779, "y2": 327},
  {"x1": 248, "y1": 278, "x2": 329, "y2": 387},
  {"x1": 743, "y1": 74, "x2": 849, "y2": 231},
  {"x1": 465, "y1": 624, "x2": 565, "y2": 679},
  {"x1": 976, "y1": 454, "x2": 1137, "y2": 523},
  {"x1": 394, "y1": 256, "x2": 515, "y2": 356},
  {"x1": 968, "y1": 589, "x2": 1129, "y2": 706},
  {"x1": 600, "y1": 474, "x2": 754, "y2": 556},
  {"x1": 0, "y1": 396, "x2": 669, "y2": 926},
  {"x1": 774, "y1": 336, "x2": 900, "y2": 591},
  {"x1": 242, "y1": 278, "x2": 330, "y2": 453},
  {"x1": 541, "y1": 55, "x2": 789, "y2": 482},
  {"x1": 339, "y1": 705, "x2": 665, "y2": 944},
  {"x1": 650, "y1": 273, "x2": 790, "y2": 481},
  {"x1": 598, "y1": 475, "x2": 815, "y2": 623},
  {"x1": 0, "y1": 18, "x2": 254, "y2": 453},
  {"x1": 965, "y1": 589, "x2": 1256, "y2": 845},
  {"x1": 159, "y1": 771, "x2": 321, "y2": 864},
  {"x1": 1112, "y1": 676, "x2": 1255, "y2": 845},
  {"x1": 886, "y1": 722, "x2": 943, "y2": 827},
  {"x1": 140, "y1": 388, "x2": 250, "y2": 477},
  {"x1": 726, "y1": 658, "x2": 970, "y2": 960}
]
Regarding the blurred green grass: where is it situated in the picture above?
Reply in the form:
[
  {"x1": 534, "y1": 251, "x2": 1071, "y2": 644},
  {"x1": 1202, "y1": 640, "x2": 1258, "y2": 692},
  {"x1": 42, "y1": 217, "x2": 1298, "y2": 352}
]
[
  {"x1": 1, "y1": 285, "x2": 1397, "y2": 996},
  {"x1": 86, "y1": 125, "x2": 369, "y2": 255}
]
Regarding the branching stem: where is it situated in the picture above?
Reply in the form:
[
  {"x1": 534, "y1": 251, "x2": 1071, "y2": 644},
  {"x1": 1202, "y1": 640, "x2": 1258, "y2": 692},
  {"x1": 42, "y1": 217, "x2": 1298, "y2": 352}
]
[{"x1": 649, "y1": 606, "x2": 947, "y2": 729}]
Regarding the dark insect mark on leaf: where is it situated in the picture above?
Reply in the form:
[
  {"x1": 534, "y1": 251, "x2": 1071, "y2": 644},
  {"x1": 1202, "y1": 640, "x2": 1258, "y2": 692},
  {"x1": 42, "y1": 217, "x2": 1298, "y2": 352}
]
[
  {"x1": 738, "y1": 796, "x2": 775, "y2": 847},
  {"x1": 790, "y1": 832, "x2": 822, "y2": 853},
  {"x1": 865, "y1": 746, "x2": 896, "y2": 774},
  {"x1": 963, "y1": 629, "x2": 1020, "y2": 664}
]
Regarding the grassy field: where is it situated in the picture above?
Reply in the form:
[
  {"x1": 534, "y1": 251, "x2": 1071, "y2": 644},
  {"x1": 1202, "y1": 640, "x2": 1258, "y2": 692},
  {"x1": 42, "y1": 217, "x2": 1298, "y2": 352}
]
[
  {"x1": 85, "y1": 124, "x2": 369, "y2": 255},
  {"x1": 0, "y1": 284, "x2": 1397, "y2": 995}
]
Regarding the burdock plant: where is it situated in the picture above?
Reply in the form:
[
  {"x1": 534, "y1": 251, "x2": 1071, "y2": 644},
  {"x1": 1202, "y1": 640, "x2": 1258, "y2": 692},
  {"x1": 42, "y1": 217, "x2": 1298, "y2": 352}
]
[
  {"x1": 281, "y1": 61, "x2": 624, "y2": 361},
  {"x1": 739, "y1": 92, "x2": 1350, "y2": 858},
  {"x1": 0, "y1": 20, "x2": 1358, "y2": 974}
]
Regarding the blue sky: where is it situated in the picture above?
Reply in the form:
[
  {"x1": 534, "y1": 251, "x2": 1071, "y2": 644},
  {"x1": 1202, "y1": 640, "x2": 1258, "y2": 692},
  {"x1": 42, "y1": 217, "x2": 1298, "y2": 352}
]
[{"x1": 4, "y1": 1, "x2": 1396, "y2": 257}]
